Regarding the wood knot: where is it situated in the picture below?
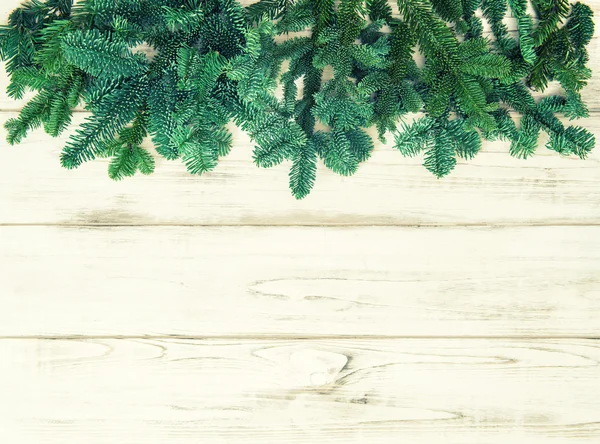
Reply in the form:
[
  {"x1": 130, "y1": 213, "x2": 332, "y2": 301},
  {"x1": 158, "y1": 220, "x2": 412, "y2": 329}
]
[{"x1": 289, "y1": 349, "x2": 348, "y2": 387}]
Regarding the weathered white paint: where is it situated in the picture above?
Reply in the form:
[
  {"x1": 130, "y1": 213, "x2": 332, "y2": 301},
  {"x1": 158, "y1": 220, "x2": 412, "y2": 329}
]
[
  {"x1": 0, "y1": 113, "x2": 599, "y2": 226},
  {"x1": 1, "y1": 338, "x2": 600, "y2": 443},
  {"x1": 1, "y1": 1, "x2": 599, "y2": 443},
  {"x1": 1, "y1": 225, "x2": 599, "y2": 337}
]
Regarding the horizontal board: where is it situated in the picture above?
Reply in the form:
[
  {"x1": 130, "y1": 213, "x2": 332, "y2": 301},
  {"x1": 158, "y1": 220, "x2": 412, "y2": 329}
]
[
  {"x1": 1, "y1": 225, "x2": 599, "y2": 337},
  {"x1": 1, "y1": 338, "x2": 599, "y2": 443},
  {"x1": 1, "y1": 112, "x2": 599, "y2": 226}
]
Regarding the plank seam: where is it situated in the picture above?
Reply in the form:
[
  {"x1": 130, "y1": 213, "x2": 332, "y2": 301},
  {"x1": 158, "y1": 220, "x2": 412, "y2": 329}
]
[
  {"x1": 2, "y1": 222, "x2": 600, "y2": 228},
  {"x1": 0, "y1": 335, "x2": 598, "y2": 340}
]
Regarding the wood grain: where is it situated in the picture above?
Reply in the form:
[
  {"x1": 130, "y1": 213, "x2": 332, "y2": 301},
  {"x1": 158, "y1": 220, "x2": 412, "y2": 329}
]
[
  {"x1": 1, "y1": 2, "x2": 599, "y2": 442},
  {"x1": 1, "y1": 112, "x2": 599, "y2": 226},
  {"x1": 1, "y1": 338, "x2": 599, "y2": 443},
  {"x1": 1, "y1": 1, "x2": 599, "y2": 227},
  {"x1": 1, "y1": 225, "x2": 599, "y2": 338}
]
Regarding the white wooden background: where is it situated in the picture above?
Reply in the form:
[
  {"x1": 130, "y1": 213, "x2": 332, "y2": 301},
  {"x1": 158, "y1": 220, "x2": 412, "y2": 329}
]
[{"x1": 1, "y1": 0, "x2": 599, "y2": 442}]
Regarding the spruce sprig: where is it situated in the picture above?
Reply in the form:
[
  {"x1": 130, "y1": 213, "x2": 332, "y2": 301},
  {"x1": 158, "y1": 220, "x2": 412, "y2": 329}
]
[{"x1": 0, "y1": 0, "x2": 596, "y2": 199}]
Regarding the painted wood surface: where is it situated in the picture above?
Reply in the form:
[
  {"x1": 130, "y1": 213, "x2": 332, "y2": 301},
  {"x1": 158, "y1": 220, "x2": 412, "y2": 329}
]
[
  {"x1": 0, "y1": 1, "x2": 598, "y2": 226},
  {"x1": 1, "y1": 225, "x2": 599, "y2": 337},
  {"x1": 1, "y1": 1, "x2": 599, "y2": 443},
  {"x1": 2, "y1": 338, "x2": 600, "y2": 443},
  {"x1": 1, "y1": 112, "x2": 599, "y2": 226}
]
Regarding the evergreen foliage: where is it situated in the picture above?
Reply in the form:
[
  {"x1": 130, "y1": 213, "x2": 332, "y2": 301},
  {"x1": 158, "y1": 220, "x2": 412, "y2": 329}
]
[{"x1": 0, "y1": 0, "x2": 596, "y2": 198}]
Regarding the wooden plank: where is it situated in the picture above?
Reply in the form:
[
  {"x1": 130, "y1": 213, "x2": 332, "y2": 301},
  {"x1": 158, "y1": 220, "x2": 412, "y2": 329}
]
[
  {"x1": 1, "y1": 112, "x2": 599, "y2": 226},
  {"x1": 1, "y1": 225, "x2": 599, "y2": 337},
  {"x1": 1, "y1": 338, "x2": 599, "y2": 443}
]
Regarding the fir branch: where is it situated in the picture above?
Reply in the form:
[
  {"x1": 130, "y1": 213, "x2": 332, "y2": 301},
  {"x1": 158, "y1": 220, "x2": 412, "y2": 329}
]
[
  {"x1": 60, "y1": 76, "x2": 148, "y2": 169},
  {"x1": 289, "y1": 139, "x2": 318, "y2": 199},
  {"x1": 0, "y1": 0, "x2": 596, "y2": 199},
  {"x1": 423, "y1": 131, "x2": 457, "y2": 178}
]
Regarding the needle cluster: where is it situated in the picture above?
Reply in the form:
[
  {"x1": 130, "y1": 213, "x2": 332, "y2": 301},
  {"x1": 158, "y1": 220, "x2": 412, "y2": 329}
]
[{"x1": 1, "y1": 0, "x2": 595, "y2": 198}]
